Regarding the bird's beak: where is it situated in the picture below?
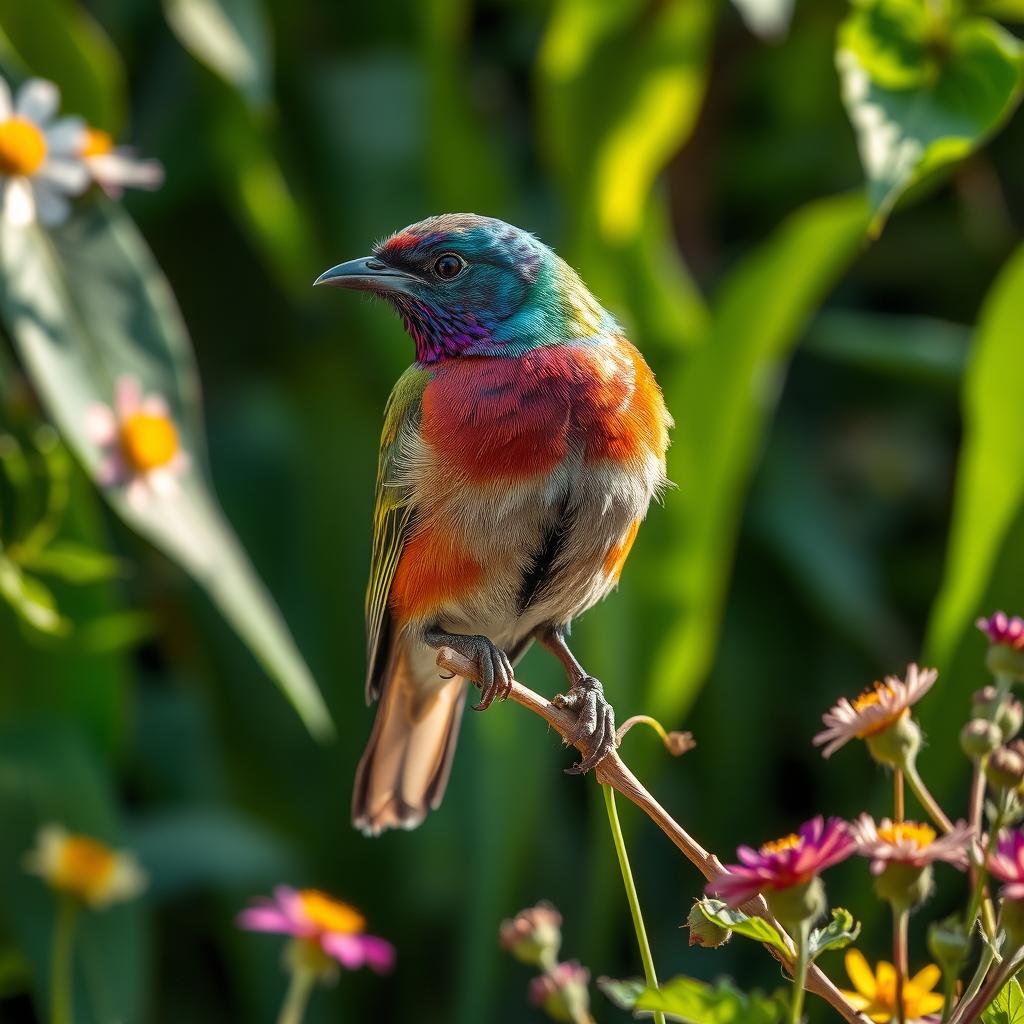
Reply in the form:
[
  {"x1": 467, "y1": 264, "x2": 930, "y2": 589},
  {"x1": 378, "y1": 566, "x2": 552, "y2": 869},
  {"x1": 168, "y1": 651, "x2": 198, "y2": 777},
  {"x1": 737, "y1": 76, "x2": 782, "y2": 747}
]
[{"x1": 313, "y1": 256, "x2": 417, "y2": 295}]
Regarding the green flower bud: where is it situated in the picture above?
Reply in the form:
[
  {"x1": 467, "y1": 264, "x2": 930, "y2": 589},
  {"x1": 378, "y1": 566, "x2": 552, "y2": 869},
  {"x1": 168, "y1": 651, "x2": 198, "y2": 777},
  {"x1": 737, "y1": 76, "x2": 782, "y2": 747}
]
[
  {"x1": 927, "y1": 915, "x2": 970, "y2": 976},
  {"x1": 987, "y1": 644, "x2": 1024, "y2": 682},
  {"x1": 765, "y1": 877, "x2": 826, "y2": 929},
  {"x1": 865, "y1": 714, "x2": 922, "y2": 767},
  {"x1": 873, "y1": 862, "x2": 933, "y2": 910},
  {"x1": 985, "y1": 744, "x2": 1024, "y2": 792},
  {"x1": 1000, "y1": 698, "x2": 1024, "y2": 741},
  {"x1": 960, "y1": 719, "x2": 1003, "y2": 759},
  {"x1": 686, "y1": 903, "x2": 731, "y2": 948},
  {"x1": 972, "y1": 686, "x2": 1024, "y2": 740}
]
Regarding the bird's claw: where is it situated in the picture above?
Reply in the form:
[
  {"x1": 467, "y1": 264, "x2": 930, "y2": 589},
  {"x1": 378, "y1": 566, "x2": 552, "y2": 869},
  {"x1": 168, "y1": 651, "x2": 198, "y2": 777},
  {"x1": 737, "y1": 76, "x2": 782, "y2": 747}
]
[
  {"x1": 552, "y1": 676, "x2": 617, "y2": 774},
  {"x1": 464, "y1": 636, "x2": 514, "y2": 712}
]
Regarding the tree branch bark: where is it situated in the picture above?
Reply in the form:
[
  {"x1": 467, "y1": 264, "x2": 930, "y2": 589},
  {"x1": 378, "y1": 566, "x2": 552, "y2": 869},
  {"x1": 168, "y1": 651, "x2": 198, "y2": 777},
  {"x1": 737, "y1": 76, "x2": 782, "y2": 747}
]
[{"x1": 436, "y1": 647, "x2": 869, "y2": 1024}]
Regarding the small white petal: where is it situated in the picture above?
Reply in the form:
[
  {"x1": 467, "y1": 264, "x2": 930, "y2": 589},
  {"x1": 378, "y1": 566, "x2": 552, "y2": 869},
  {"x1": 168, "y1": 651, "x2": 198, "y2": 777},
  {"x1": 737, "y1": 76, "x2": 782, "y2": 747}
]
[
  {"x1": 125, "y1": 478, "x2": 149, "y2": 512},
  {"x1": 84, "y1": 403, "x2": 118, "y2": 444},
  {"x1": 141, "y1": 393, "x2": 169, "y2": 416},
  {"x1": 88, "y1": 152, "x2": 164, "y2": 193},
  {"x1": 148, "y1": 468, "x2": 179, "y2": 497},
  {"x1": 115, "y1": 376, "x2": 142, "y2": 417},
  {"x1": 45, "y1": 116, "x2": 86, "y2": 156},
  {"x1": 4, "y1": 177, "x2": 36, "y2": 226},
  {"x1": 31, "y1": 181, "x2": 70, "y2": 226},
  {"x1": 0, "y1": 77, "x2": 12, "y2": 120},
  {"x1": 96, "y1": 453, "x2": 127, "y2": 486},
  {"x1": 38, "y1": 157, "x2": 90, "y2": 194},
  {"x1": 15, "y1": 79, "x2": 59, "y2": 125}
]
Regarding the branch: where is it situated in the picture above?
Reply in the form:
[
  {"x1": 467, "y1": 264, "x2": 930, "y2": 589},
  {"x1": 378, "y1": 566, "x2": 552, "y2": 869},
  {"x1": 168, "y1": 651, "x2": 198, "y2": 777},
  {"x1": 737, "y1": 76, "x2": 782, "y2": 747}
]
[{"x1": 436, "y1": 648, "x2": 869, "y2": 1024}]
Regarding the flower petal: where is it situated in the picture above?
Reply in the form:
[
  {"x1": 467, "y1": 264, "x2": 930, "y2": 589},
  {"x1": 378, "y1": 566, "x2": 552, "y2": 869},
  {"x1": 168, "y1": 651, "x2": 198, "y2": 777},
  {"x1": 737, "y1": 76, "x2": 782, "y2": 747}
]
[
  {"x1": 0, "y1": 77, "x2": 11, "y2": 120},
  {"x1": 320, "y1": 932, "x2": 367, "y2": 969},
  {"x1": 15, "y1": 79, "x2": 59, "y2": 124},
  {"x1": 4, "y1": 177, "x2": 36, "y2": 226},
  {"x1": 844, "y1": 949, "x2": 877, "y2": 999},
  {"x1": 237, "y1": 906, "x2": 296, "y2": 934},
  {"x1": 31, "y1": 181, "x2": 70, "y2": 227},
  {"x1": 909, "y1": 964, "x2": 940, "y2": 992},
  {"x1": 85, "y1": 403, "x2": 117, "y2": 445},
  {"x1": 38, "y1": 157, "x2": 90, "y2": 194},
  {"x1": 115, "y1": 375, "x2": 142, "y2": 417}
]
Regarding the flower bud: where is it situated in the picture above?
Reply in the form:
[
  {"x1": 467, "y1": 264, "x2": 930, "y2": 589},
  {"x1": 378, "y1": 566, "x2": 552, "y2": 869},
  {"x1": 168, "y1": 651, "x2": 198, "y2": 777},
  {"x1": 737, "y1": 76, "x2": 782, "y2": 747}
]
[
  {"x1": 873, "y1": 863, "x2": 933, "y2": 910},
  {"x1": 987, "y1": 644, "x2": 1024, "y2": 682},
  {"x1": 764, "y1": 877, "x2": 826, "y2": 929},
  {"x1": 972, "y1": 686, "x2": 1024, "y2": 740},
  {"x1": 1000, "y1": 699, "x2": 1024, "y2": 741},
  {"x1": 961, "y1": 719, "x2": 1003, "y2": 759},
  {"x1": 927, "y1": 915, "x2": 970, "y2": 975},
  {"x1": 865, "y1": 714, "x2": 921, "y2": 767},
  {"x1": 686, "y1": 903, "x2": 731, "y2": 948},
  {"x1": 499, "y1": 903, "x2": 562, "y2": 971},
  {"x1": 528, "y1": 961, "x2": 590, "y2": 1023},
  {"x1": 985, "y1": 745, "x2": 1024, "y2": 792}
]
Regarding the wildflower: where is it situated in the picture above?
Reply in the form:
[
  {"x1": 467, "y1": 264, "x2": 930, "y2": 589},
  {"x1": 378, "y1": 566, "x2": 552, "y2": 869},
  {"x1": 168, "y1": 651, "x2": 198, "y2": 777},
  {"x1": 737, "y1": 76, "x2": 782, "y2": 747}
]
[
  {"x1": 706, "y1": 816, "x2": 854, "y2": 924},
  {"x1": 851, "y1": 816, "x2": 972, "y2": 876},
  {"x1": 977, "y1": 612, "x2": 1024, "y2": 679},
  {"x1": 528, "y1": 960, "x2": 590, "y2": 1023},
  {"x1": 499, "y1": 902, "x2": 562, "y2": 970},
  {"x1": 840, "y1": 949, "x2": 943, "y2": 1023},
  {"x1": 237, "y1": 886, "x2": 394, "y2": 974},
  {"x1": 0, "y1": 77, "x2": 87, "y2": 226},
  {"x1": 85, "y1": 375, "x2": 189, "y2": 510},
  {"x1": 987, "y1": 829, "x2": 1024, "y2": 902},
  {"x1": 78, "y1": 126, "x2": 163, "y2": 198},
  {"x1": 814, "y1": 663, "x2": 937, "y2": 762},
  {"x1": 24, "y1": 823, "x2": 146, "y2": 908}
]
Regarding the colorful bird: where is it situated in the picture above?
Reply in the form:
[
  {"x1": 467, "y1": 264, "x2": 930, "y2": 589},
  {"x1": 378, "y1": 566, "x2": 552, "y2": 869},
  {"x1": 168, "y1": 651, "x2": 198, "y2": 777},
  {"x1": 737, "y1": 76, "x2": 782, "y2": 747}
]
[{"x1": 316, "y1": 214, "x2": 671, "y2": 835}]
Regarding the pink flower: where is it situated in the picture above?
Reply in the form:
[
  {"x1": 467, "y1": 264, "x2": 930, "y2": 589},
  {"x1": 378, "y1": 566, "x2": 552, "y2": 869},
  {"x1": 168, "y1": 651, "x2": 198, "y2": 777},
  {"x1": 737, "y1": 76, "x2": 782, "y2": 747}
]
[
  {"x1": 85, "y1": 375, "x2": 189, "y2": 510},
  {"x1": 814, "y1": 664, "x2": 938, "y2": 758},
  {"x1": 851, "y1": 815, "x2": 972, "y2": 875},
  {"x1": 529, "y1": 960, "x2": 590, "y2": 1020},
  {"x1": 237, "y1": 886, "x2": 395, "y2": 973},
  {"x1": 706, "y1": 816, "x2": 855, "y2": 908},
  {"x1": 977, "y1": 612, "x2": 1024, "y2": 652},
  {"x1": 988, "y1": 831, "x2": 1024, "y2": 902}
]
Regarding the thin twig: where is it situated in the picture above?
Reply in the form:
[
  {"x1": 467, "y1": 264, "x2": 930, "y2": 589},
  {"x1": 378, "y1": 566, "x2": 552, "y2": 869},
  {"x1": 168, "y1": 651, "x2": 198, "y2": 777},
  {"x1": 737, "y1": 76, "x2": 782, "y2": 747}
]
[{"x1": 435, "y1": 648, "x2": 870, "y2": 1024}]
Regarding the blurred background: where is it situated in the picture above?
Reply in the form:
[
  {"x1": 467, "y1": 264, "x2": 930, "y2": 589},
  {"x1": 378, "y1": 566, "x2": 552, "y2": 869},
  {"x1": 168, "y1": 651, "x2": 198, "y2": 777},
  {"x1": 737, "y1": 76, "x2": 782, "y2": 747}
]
[{"x1": 0, "y1": 0, "x2": 1022, "y2": 1020}]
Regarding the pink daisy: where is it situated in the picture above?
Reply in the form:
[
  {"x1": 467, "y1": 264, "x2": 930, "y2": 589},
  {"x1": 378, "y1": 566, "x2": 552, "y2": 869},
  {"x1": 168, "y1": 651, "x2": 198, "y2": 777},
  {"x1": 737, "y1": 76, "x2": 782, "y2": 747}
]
[
  {"x1": 977, "y1": 612, "x2": 1024, "y2": 652},
  {"x1": 850, "y1": 815, "x2": 972, "y2": 875},
  {"x1": 988, "y1": 830, "x2": 1024, "y2": 902}
]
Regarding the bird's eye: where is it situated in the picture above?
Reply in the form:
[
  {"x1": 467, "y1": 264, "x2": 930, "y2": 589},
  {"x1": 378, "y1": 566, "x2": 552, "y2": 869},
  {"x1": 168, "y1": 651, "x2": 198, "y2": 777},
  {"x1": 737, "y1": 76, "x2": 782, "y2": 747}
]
[{"x1": 433, "y1": 253, "x2": 465, "y2": 280}]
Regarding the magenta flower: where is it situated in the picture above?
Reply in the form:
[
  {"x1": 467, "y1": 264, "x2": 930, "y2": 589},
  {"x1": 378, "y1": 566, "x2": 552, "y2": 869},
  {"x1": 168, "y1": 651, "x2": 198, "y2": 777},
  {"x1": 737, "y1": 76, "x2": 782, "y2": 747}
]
[
  {"x1": 850, "y1": 815, "x2": 973, "y2": 875},
  {"x1": 977, "y1": 612, "x2": 1024, "y2": 652},
  {"x1": 237, "y1": 886, "x2": 395, "y2": 973},
  {"x1": 706, "y1": 816, "x2": 855, "y2": 908},
  {"x1": 988, "y1": 830, "x2": 1024, "y2": 902}
]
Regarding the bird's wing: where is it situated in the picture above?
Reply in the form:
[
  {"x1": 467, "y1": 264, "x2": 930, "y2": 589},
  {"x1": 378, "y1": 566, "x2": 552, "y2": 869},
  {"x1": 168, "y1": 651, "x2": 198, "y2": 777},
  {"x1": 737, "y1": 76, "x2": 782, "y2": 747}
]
[{"x1": 364, "y1": 365, "x2": 431, "y2": 702}]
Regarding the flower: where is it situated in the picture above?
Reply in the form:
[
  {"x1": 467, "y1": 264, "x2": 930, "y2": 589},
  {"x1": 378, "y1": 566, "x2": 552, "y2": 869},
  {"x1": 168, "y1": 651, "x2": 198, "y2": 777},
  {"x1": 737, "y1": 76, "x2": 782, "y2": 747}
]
[
  {"x1": 85, "y1": 375, "x2": 189, "y2": 509},
  {"x1": 237, "y1": 886, "x2": 395, "y2": 974},
  {"x1": 814, "y1": 663, "x2": 938, "y2": 758},
  {"x1": 977, "y1": 612, "x2": 1024, "y2": 651},
  {"x1": 851, "y1": 815, "x2": 972, "y2": 875},
  {"x1": 24, "y1": 823, "x2": 146, "y2": 908},
  {"x1": 705, "y1": 816, "x2": 855, "y2": 909},
  {"x1": 987, "y1": 829, "x2": 1024, "y2": 902},
  {"x1": 528, "y1": 960, "x2": 590, "y2": 1023},
  {"x1": 840, "y1": 949, "x2": 943, "y2": 1023},
  {"x1": 0, "y1": 77, "x2": 87, "y2": 226},
  {"x1": 499, "y1": 903, "x2": 562, "y2": 968},
  {"x1": 78, "y1": 126, "x2": 163, "y2": 198}
]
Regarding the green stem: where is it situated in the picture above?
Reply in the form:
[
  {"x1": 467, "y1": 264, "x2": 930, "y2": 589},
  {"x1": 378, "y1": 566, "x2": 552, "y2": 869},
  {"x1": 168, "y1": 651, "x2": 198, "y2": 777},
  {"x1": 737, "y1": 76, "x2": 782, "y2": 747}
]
[
  {"x1": 904, "y1": 759, "x2": 954, "y2": 834},
  {"x1": 894, "y1": 909, "x2": 909, "y2": 1024},
  {"x1": 276, "y1": 965, "x2": 316, "y2": 1024},
  {"x1": 49, "y1": 896, "x2": 77, "y2": 1024},
  {"x1": 966, "y1": 802, "x2": 1004, "y2": 935},
  {"x1": 603, "y1": 785, "x2": 665, "y2": 1024},
  {"x1": 789, "y1": 919, "x2": 810, "y2": 1024}
]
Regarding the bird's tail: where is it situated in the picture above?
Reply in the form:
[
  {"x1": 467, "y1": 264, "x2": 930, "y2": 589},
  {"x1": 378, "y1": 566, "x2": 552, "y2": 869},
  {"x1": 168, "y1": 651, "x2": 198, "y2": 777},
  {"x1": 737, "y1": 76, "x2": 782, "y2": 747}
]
[{"x1": 352, "y1": 644, "x2": 466, "y2": 836}]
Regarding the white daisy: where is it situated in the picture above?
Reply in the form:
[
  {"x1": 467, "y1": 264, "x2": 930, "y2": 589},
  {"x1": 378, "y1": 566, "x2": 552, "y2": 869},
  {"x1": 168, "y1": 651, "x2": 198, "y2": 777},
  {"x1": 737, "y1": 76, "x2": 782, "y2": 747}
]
[
  {"x1": 79, "y1": 126, "x2": 164, "y2": 198},
  {"x1": 0, "y1": 77, "x2": 88, "y2": 226}
]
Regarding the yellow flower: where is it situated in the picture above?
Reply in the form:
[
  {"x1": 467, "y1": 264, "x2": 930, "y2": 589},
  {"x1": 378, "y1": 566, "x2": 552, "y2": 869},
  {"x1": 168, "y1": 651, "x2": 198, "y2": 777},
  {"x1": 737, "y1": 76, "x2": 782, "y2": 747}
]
[
  {"x1": 25, "y1": 824, "x2": 147, "y2": 909},
  {"x1": 841, "y1": 949, "x2": 944, "y2": 1022}
]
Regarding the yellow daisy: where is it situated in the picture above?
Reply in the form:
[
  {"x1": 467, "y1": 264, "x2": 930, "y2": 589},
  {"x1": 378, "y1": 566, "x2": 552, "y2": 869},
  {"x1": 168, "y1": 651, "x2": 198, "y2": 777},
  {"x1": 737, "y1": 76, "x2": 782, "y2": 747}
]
[{"x1": 841, "y1": 949, "x2": 944, "y2": 1023}]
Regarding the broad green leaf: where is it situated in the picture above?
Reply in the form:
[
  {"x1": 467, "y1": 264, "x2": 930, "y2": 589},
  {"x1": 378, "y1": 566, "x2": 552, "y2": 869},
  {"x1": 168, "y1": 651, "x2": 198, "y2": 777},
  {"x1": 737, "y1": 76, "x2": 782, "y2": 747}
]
[
  {"x1": 163, "y1": 0, "x2": 271, "y2": 108},
  {"x1": 647, "y1": 193, "x2": 869, "y2": 721},
  {"x1": 730, "y1": 0, "x2": 795, "y2": 40},
  {"x1": 698, "y1": 899, "x2": 790, "y2": 955},
  {"x1": 925, "y1": 245, "x2": 1024, "y2": 668},
  {"x1": 632, "y1": 976, "x2": 786, "y2": 1023},
  {"x1": 0, "y1": 555, "x2": 68, "y2": 635},
  {"x1": 598, "y1": 976, "x2": 648, "y2": 1011},
  {"x1": 0, "y1": 0, "x2": 125, "y2": 130},
  {"x1": 983, "y1": 975, "x2": 1024, "y2": 1023},
  {"x1": 808, "y1": 908, "x2": 861, "y2": 960},
  {"x1": 0, "y1": 202, "x2": 333, "y2": 739},
  {"x1": 838, "y1": 2, "x2": 1024, "y2": 233},
  {"x1": 19, "y1": 541, "x2": 125, "y2": 584}
]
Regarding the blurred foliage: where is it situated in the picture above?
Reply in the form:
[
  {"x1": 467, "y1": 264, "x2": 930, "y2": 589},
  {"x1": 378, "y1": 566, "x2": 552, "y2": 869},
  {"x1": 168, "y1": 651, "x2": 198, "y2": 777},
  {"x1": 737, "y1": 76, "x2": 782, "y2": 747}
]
[{"x1": 0, "y1": 0, "x2": 1020, "y2": 1022}]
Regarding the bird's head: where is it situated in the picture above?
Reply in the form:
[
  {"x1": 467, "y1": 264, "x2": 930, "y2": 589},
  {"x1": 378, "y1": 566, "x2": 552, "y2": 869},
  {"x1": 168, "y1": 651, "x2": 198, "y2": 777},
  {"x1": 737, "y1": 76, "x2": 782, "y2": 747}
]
[{"x1": 315, "y1": 213, "x2": 615, "y2": 363}]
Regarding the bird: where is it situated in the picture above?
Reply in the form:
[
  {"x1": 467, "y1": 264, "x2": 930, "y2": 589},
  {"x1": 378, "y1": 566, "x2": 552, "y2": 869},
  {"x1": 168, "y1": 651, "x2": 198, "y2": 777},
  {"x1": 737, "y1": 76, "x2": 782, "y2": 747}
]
[{"x1": 316, "y1": 214, "x2": 672, "y2": 836}]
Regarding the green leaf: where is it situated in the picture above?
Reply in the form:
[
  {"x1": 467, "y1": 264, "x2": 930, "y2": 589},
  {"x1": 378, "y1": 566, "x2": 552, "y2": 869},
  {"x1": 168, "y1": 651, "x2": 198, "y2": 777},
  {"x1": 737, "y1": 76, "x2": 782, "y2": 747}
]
[
  {"x1": 598, "y1": 976, "x2": 648, "y2": 1011},
  {"x1": 626, "y1": 976, "x2": 786, "y2": 1023},
  {"x1": 0, "y1": 202, "x2": 333, "y2": 739},
  {"x1": 19, "y1": 541, "x2": 124, "y2": 584},
  {"x1": 983, "y1": 975, "x2": 1024, "y2": 1023},
  {"x1": 0, "y1": 555, "x2": 68, "y2": 635},
  {"x1": 647, "y1": 192, "x2": 869, "y2": 721},
  {"x1": 808, "y1": 908, "x2": 861, "y2": 960},
  {"x1": 925, "y1": 245, "x2": 1024, "y2": 667},
  {"x1": 838, "y1": 2, "x2": 1024, "y2": 233},
  {"x1": 698, "y1": 899, "x2": 791, "y2": 955}
]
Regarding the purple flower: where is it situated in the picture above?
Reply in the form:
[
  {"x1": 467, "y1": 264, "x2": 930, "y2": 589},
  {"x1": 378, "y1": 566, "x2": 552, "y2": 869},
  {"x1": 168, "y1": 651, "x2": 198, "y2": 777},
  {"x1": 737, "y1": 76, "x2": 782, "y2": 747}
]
[
  {"x1": 706, "y1": 816, "x2": 855, "y2": 908},
  {"x1": 977, "y1": 612, "x2": 1024, "y2": 652},
  {"x1": 237, "y1": 886, "x2": 395, "y2": 973},
  {"x1": 988, "y1": 830, "x2": 1024, "y2": 902}
]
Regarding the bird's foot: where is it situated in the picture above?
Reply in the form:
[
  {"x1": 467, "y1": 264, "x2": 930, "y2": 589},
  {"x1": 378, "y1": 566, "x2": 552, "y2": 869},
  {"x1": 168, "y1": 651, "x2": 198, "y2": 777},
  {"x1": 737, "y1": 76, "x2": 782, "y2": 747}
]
[
  {"x1": 428, "y1": 630, "x2": 513, "y2": 712},
  {"x1": 552, "y1": 676, "x2": 617, "y2": 775}
]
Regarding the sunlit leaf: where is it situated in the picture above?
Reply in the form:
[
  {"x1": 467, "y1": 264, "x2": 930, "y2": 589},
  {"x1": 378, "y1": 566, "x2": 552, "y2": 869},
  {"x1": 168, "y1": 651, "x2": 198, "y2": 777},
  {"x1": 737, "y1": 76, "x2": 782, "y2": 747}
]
[
  {"x1": 698, "y1": 898, "x2": 791, "y2": 955},
  {"x1": 597, "y1": 976, "x2": 648, "y2": 1011},
  {"x1": 808, "y1": 908, "x2": 861, "y2": 960},
  {"x1": 623, "y1": 975, "x2": 786, "y2": 1023},
  {"x1": 925, "y1": 245, "x2": 1024, "y2": 668},
  {"x1": 0, "y1": 555, "x2": 68, "y2": 635},
  {"x1": 19, "y1": 541, "x2": 125, "y2": 584},
  {"x1": 0, "y1": 201, "x2": 333, "y2": 739},
  {"x1": 983, "y1": 975, "x2": 1024, "y2": 1023},
  {"x1": 838, "y1": 1, "x2": 1024, "y2": 233}
]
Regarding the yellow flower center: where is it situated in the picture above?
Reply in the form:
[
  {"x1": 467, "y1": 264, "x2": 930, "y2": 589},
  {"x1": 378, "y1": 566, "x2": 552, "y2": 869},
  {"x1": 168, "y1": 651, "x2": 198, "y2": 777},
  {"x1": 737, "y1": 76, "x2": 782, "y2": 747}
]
[
  {"x1": 0, "y1": 117, "x2": 47, "y2": 177},
  {"x1": 298, "y1": 890, "x2": 365, "y2": 934},
  {"x1": 760, "y1": 833, "x2": 801, "y2": 856},
  {"x1": 852, "y1": 681, "x2": 894, "y2": 713},
  {"x1": 119, "y1": 412, "x2": 179, "y2": 472},
  {"x1": 54, "y1": 835, "x2": 116, "y2": 902},
  {"x1": 877, "y1": 821, "x2": 936, "y2": 849},
  {"x1": 82, "y1": 127, "x2": 114, "y2": 158}
]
